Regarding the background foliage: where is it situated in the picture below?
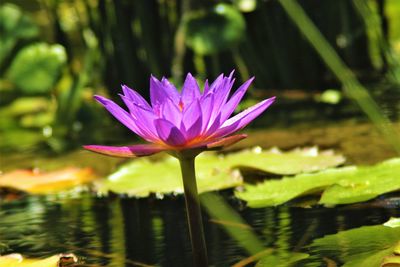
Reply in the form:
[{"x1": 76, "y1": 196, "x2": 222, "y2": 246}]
[{"x1": 0, "y1": 0, "x2": 399, "y2": 152}]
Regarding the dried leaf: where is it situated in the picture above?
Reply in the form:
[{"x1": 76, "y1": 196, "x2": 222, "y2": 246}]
[
  {"x1": 0, "y1": 168, "x2": 95, "y2": 194},
  {"x1": 0, "y1": 253, "x2": 78, "y2": 267}
]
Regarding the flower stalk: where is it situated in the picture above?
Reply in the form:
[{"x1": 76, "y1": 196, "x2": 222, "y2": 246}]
[{"x1": 177, "y1": 151, "x2": 208, "y2": 266}]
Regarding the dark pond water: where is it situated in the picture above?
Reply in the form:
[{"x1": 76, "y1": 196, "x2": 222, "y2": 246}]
[
  {"x1": 1, "y1": 102, "x2": 399, "y2": 266},
  {"x1": 0, "y1": 190, "x2": 399, "y2": 266}
]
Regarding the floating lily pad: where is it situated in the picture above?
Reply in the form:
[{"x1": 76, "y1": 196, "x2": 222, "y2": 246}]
[
  {"x1": 309, "y1": 220, "x2": 400, "y2": 267},
  {"x1": 224, "y1": 147, "x2": 345, "y2": 175},
  {"x1": 0, "y1": 253, "x2": 77, "y2": 267},
  {"x1": 320, "y1": 158, "x2": 400, "y2": 205},
  {"x1": 0, "y1": 167, "x2": 95, "y2": 194},
  {"x1": 97, "y1": 153, "x2": 242, "y2": 197},
  {"x1": 384, "y1": 217, "x2": 400, "y2": 228},
  {"x1": 236, "y1": 158, "x2": 400, "y2": 208},
  {"x1": 97, "y1": 147, "x2": 344, "y2": 198}
]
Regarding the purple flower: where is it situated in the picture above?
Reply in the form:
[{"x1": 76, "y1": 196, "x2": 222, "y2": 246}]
[{"x1": 83, "y1": 72, "x2": 275, "y2": 157}]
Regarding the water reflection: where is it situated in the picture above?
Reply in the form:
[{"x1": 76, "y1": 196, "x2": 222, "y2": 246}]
[{"x1": 0, "y1": 193, "x2": 399, "y2": 266}]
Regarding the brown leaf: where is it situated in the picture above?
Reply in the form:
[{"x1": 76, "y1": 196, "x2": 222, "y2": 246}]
[
  {"x1": 0, "y1": 167, "x2": 95, "y2": 194},
  {"x1": 0, "y1": 253, "x2": 78, "y2": 267}
]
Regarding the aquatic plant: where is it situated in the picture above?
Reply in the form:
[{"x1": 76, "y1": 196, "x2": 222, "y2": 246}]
[{"x1": 83, "y1": 72, "x2": 275, "y2": 265}]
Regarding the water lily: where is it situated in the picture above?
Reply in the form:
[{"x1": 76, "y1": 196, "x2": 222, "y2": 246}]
[
  {"x1": 83, "y1": 72, "x2": 275, "y2": 156},
  {"x1": 83, "y1": 72, "x2": 275, "y2": 266}
]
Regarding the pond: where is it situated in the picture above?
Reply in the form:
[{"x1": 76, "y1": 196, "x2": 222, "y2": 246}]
[
  {"x1": 1, "y1": 120, "x2": 399, "y2": 266},
  {"x1": 0, "y1": 191, "x2": 399, "y2": 266}
]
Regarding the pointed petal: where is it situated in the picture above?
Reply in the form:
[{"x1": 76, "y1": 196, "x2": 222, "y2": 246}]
[
  {"x1": 161, "y1": 98, "x2": 182, "y2": 127},
  {"x1": 121, "y1": 85, "x2": 151, "y2": 109},
  {"x1": 214, "y1": 97, "x2": 276, "y2": 137},
  {"x1": 181, "y1": 73, "x2": 201, "y2": 105},
  {"x1": 154, "y1": 119, "x2": 187, "y2": 146},
  {"x1": 83, "y1": 144, "x2": 165, "y2": 158},
  {"x1": 182, "y1": 99, "x2": 202, "y2": 131},
  {"x1": 161, "y1": 77, "x2": 180, "y2": 103},
  {"x1": 202, "y1": 79, "x2": 209, "y2": 95},
  {"x1": 203, "y1": 73, "x2": 223, "y2": 96},
  {"x1": 94, "y1": 95, "x2": 143, "y2": 137},
  {"x1": 120, "y1": 95, "x2": 159, "y2": 141},
  {"x1": 220, "y1": 77, "x2": 254, "y2": 122},
  {"x1": 185, "y1": 116, "x2": 203, "y2": 141},
  {"x1": 206, "y1": 134, "x2": 247, "y2": 149},
  {"x1": 150, "y1": 76, "x2": 170, "y2": 107},
  {"x1": 200, "y1": 93, "x2": 214, "y2": 132},
  {"x1": 205, "y1": 113, "x2": 222, "y2": 136},
  {"x1": 208, "y1": 76, "x2": 235, "y2": 123}
]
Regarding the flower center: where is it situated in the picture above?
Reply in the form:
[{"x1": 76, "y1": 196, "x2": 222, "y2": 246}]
[{"x1": 178, "y1": 100, "x2": 184, "y2": 112}]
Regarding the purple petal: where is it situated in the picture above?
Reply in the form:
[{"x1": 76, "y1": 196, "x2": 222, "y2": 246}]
[
  {"x1": 204, "y1": 113, "x2": 222, "y2": 136},
  {"x1": 121, "y1": 85, "x2": 151, "y2": 109},
  {"x1": 214, "y1": 97, "x2": 276, "y2": 138},
  {"x1": 181, "y1": 73, "x2": 201, "y2": 105},
  {"x1": 94, "y1": 95, "x2": 143, "y2": 137},
  {"x1": 120, "y1": 95, "x2": 159, "y2": 141},
  {"x1": 161, "y1": 98, "x2": 182, "y2": 127},
  {"x1": 83, "y1": 144, "x2": 165, "y2": 158},
  {"x1": 150, "y1": 76, "x2": 176, "y2": 107},
  {"x1": 203, "y1": 73, "x2": 223, "y2": 96},
  {"x1": 205, "y1": 75, "x2": 235, "y2": 125},
  {"x1": 220, "y1": 77, "x2": 254, "y2": 122},
  {"x1": 202, "y1": 79, "x2": 209, "y2": 95},
  {"x1": 200, "y1": 93, "x2": 214, "y2": 132},
  {"x1": 161, "y1": 77, "x2": 180, "y2": 103},
  {"x1": 206, "y1": 134, "x2": 247, "y2": 149},
  {"x1": 185, "y1": 116, "x2": 203, "y2": 141},
  {"x1": 154, "y1": 119, "x2": 187, "y2": 146},
  {"x1": 181, "y1": 100, "x2": 203, "y2": 140},
  {"x1": 181, "y1": 100, "x2": 202, "y2": 131}
]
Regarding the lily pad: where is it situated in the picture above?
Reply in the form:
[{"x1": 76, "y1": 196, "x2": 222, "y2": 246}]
[
  {"x1": 236, "y1": 158, "x2": 400, "y2": 208},
  {"x1": 97, "y1": 147, "x2": 344, "y2": 198},
  {"x1": 97, "y1": 153, "x2": 242, "y2": 197},
  {"x1": 320, "y1": 158, "x2": 400, "y2": 205},
  {"x1": 0, "y1": 167, "x2": 95, "y2": 194},
  {"x1": 309, "y1": 221, "x2": 400, "y2": 267},
  {"x1": 0, "y1": 253, "x2": 77, "y2": 267},
  {"x1": 224, "y1": 147, "x2": 345, "y2": 175}
]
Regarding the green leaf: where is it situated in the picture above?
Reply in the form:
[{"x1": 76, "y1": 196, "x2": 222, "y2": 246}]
[
  {"x1": 309, "y1": 222, "x2": 400, "y2": 267},
  {"x1": 256, "y1": 252, "x2": 309, "y2": 267},
  {"x1": 384, "y1": 217, "x2": 400, "y2": 228},
  {"x1": 0, "y1": 129, "x2": 43, "y2": 151},
  {"x1": 184, "y1": 4, "x2": 246, "y2": 55},
  {"x1": 224, "y1": 147, "x2": 345, "y2": 175},
  {"x1": 0, "y1": 97, "x2": 50, "y2": 116},
  {"x1": 98, "y1": 148, "x2": 344, "y2": 198},
  {"x1": 236, "y1": 158, "x2": 400, "y2": 207},
  {"x1": 97, "y1": 153, "x2": 242, "y2": 197},
  {"x1": 0, "y1": 4, "x2": 39, "y2": 64},
  {"x1": 7, "y1": 43, "x2": 67, "y2": 94},
  {"x1": 320, "y1": 158, "x2": 400, "y2": 205}
]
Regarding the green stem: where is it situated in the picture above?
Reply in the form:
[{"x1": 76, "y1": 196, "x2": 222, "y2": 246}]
[{"x1": 178, "y1": 154, "x2": 208, "y2": 266}]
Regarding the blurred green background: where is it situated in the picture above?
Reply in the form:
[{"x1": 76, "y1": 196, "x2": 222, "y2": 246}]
[{"x1": 0, "y1": 0, "x2": 399, "y2": 154}]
